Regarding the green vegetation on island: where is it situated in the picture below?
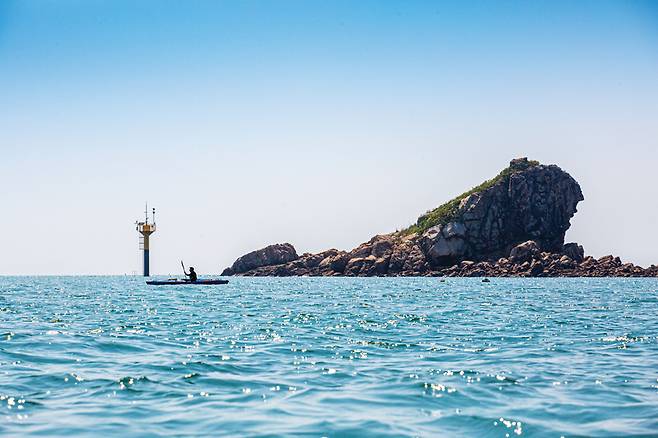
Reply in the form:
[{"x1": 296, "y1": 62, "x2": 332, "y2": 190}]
[{"x1": 401, "y1": 158, "x2": 540, "y2": 236}]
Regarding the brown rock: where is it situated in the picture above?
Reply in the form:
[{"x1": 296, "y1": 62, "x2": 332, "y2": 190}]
[
  {"x1": 510, "y1": 240, "x2": 539, "y2": 263},
  {"x1": 222, "y1": 243, "x2": 298, "y2": 275},
  {"x1": 562, "y1": 242, "x2": 585, "y2": 263}
]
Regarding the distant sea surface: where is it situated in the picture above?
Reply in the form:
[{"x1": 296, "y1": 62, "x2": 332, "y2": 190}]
[{"x1": 1, "y1": 277, "x2": 657, "y2": 437}]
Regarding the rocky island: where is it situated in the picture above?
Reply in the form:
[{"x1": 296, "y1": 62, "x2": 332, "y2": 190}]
[{"x1": 222, "y1": 158, "x2": 658, "y2": 277}]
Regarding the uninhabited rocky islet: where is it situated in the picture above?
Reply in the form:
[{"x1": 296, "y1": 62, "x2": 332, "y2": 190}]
[{"x1": 222, "y1": 158, "x2": 658, "y2": 277}]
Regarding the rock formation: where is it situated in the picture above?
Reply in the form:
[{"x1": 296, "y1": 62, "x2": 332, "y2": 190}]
[
  {"x1": 417, "y1": 158, "x2": 583, "y2": 266},
  {"x1": 221, "y1": 158, "x2": 657, "y2": 277},
  {"x1": 221, "y1": 243, "x2": 298, "y2": 276}
]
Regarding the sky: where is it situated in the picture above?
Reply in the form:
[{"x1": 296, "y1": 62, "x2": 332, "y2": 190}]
[{"x1": 1, "y1": 0, "x2": 657, "y2": 275}]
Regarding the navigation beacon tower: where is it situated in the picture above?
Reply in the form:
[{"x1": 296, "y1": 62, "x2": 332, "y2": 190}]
[{"x1": 136, "y1": 204, "x2": 156, "y2": 277}]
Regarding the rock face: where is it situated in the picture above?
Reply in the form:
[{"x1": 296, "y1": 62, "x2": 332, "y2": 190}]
[
  {"x1": 221, "y1": 243, "x2": 298, "y2": 276},
  {"x1": 221, "y1": 158, "x2": 656, "y2": 277},
  {"x1": 419, "y1": 158, "x2": 583, "y2": 266}
]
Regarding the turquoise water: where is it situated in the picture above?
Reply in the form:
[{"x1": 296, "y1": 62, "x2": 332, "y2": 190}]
[{"x1": 1, "y1": 277, "x2": 657, "y2": 437}]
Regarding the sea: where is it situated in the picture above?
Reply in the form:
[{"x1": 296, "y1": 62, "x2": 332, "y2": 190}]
[{"x1": 1, "y1": 276, "x2": 657, "y2": 437}]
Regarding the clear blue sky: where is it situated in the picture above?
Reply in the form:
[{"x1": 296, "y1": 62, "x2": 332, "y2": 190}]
[{"x1": 1, "y1": 1, "x2": 657, "y2": 274}]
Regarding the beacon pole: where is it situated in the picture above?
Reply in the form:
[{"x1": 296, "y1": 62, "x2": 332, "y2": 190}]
[{"x1": 136, "y1": 203, "x2": 156, "y2": 277}]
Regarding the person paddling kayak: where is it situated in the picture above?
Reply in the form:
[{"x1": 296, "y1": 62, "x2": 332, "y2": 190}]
[
  {"x1": 184, "y1": 266, "x2": 198, "y2": 282},
  {"x1": 148, "y1": 262, "x2": 225, "y2": 286}
]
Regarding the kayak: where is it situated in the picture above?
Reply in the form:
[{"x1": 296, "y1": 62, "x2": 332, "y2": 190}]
[{"x1": 146, "y1": 279, "x2": 229, "y2": 286}]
